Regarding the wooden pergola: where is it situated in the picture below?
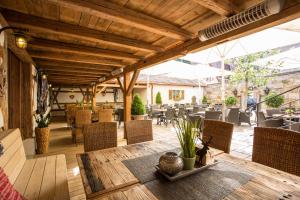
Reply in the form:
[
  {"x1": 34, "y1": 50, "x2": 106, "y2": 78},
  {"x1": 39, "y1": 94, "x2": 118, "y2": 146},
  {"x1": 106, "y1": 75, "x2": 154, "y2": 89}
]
[{"x1": 1, "y1": 0, "x2": 300, "y2": 122}]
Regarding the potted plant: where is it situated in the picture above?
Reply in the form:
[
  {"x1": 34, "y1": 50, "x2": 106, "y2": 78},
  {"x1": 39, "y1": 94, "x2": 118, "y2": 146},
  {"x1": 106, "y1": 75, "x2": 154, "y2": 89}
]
[
  {"x1": 202, "y1": 96, "x2": 208, "y2": 105},
  {"x1": 265, "y1": 92, "x2": 284, "y2": 108},
  {"x1": 225, "y1": 96, "x2": 237, "y2": 107},
  {"x1": 131, "y1": 94, "x2": 146, "y2": 120},
  {"x1": 155, "y1": 92, "x2": 162, "y2": 106},
  {"x1": 35, "y1": 113, "x2": 50, "y2": 154},
  {"x1": 191, "y1": 96, "x2": 197, "y2": 105},
  {"x1": 173, "y1": 118, "x2": 198, "y2": 170}
]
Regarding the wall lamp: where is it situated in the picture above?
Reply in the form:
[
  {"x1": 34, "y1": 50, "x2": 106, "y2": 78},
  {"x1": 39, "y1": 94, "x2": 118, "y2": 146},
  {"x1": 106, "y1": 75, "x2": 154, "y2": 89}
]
[{"x1": 0, "y1": 26, "x2": 28, "y2": 49}]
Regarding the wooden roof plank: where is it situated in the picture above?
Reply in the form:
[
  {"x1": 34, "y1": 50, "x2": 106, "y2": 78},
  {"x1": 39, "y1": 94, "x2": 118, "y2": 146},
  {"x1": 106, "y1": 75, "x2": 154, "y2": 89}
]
[
  {"x1": 29, "y1": 38, "x2": 142, "y2": 60},
  {"x1": 48, "y1": 0, "x2": 194, "y2": 40},
  {"x1": 1, "y1": 8, "x2": 163, "y2": 52},
  {"x1": 192, "y1": 0, "x2": 240, "y2": 16}
]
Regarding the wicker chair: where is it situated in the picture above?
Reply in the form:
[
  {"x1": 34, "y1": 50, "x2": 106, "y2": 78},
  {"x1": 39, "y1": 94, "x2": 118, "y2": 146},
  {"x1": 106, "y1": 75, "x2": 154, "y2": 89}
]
[
  {"x1": 225, "y1": 108, "x2": 239, "y2": 125},
  {"x1": 202, "y1": 119, "x2": 234, "y2": 153},
  {"x1": 125, "y1": 120, "x2": 153, "y2": 145},
  {"x1": 66, "y1": 105, "x2": 77, "y2": 127},
  {"x1": 252, "y1": 127, "x2": 300, "y2": 176},
  {"x1": 83, "y1": 122, "x2": 117, "y2": 152},
  {"x1": 72, "y1": 110, "x2": 91, "y2": 144},
  {"x1": 98, "y1": 109, "x2": 113, "y2": 122},
  {"x1": 205, "y1": 111, "x2": 222, "y2": 120}
]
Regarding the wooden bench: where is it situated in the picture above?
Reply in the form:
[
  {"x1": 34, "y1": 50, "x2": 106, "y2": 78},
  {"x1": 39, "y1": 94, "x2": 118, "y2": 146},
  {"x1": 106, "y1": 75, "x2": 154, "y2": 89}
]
[{"x1": 0, "y1": 129, "x2": 69, "y2": 200}]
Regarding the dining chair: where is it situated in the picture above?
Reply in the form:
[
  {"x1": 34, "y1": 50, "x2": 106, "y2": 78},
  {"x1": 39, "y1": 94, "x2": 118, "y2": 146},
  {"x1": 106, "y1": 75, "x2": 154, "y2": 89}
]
[
  {"x1": 83, "y1": 122, "x2": 117, "y2": 152},
  {"x1": 98, "y1": 109, "x2": 113, "y2": 122},
  {"x1": 252, "y1": 127, "x2": 300, "y2": 176},
  {"x1": 225, "y1": 108, "x2": 239, "y2": 125},
  {"x1": 66, "y1": 105, "x2": 77, "y2": 127},
  {"x1": 72, "y1": 110, "x2": 91, "y2": 144},
  {"x1": 125, "y1": 120, "x2": 153, "y2": 145},
  {"x1": 205, "y1": 111, "x2": 222, "y2": 120},
  {"x1": 202, "y1": 119, "x2": 234, "y2": 153}
]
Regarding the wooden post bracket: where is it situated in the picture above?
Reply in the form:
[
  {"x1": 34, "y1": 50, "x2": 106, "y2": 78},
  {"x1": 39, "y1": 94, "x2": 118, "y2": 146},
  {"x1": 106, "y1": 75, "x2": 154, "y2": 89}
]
[{"x1": 126, "y1": 69, "x2": 140, "y2": 96}]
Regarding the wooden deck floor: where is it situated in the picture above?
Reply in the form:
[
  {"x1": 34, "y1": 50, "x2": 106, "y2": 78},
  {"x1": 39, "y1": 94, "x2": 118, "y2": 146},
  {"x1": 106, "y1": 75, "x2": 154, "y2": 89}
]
[{"x1": 45, "y1": 121, "x2": 253, "y2": 200}]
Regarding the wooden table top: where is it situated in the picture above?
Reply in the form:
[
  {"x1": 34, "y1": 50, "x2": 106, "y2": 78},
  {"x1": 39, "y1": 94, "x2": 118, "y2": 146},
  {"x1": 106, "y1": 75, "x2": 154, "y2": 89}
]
[{"x1": 77, "y1": 140, "x2": 300, "y2": 200}]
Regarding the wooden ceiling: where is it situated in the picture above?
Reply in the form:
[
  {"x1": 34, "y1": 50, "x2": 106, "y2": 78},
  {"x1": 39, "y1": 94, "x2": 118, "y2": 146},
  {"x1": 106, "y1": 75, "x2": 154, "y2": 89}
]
[{"x1": 0, "y1": 0, "x2": 299, "y2": 86}]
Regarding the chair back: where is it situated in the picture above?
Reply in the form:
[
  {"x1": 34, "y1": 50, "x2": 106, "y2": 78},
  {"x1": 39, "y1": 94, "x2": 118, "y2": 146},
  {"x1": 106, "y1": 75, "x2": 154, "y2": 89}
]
[
  {"x1": 83, "y1": 122, "x2": 117, "y2": 152},
  {"x1": 266, "y1": 109, "x2": 282, "y2": 117},
  {"x1": 252, "y1": 127, "x2": 300, "y2": 176},
  {"x1": 205, "y1": 111, "x2": 222, "y2": 120},
  {"x1": 178, "y1": 107, "x2": 186, "y2": 118},
  {"x1": 165, "y1": 108, "x2": 176, "y2": 120},
  {"x1": 75, "y1": 110, "x2": 91, "y2": 127},
  {"x1": 192, "y1": 106, "x2": 200, "y2": 113},
  {"x1": 256, "y1": 111, "x2": 266, "y2": 123},
  {"x1": 117, "y1": 108, "x2": 124, "y2": 122},
  {"x1": 226, "y1": 108, "x2": 240, "y2": 125},
  {"x1": 125, "y1": 120, "x2": 153, "y2": 145},
  {"x1": 203, "y1": 119, "x2": 234, "y2": 153},
  {"x1": 98, "y1": 109, "x2": 113, "y2": 122},
  {"x1": 259, "y1": 118, "x2": 283, "y2": 128}
]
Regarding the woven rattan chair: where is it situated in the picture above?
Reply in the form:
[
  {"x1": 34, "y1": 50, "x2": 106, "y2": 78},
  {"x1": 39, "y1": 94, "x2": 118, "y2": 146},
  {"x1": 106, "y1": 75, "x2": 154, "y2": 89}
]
[
  {"x1": 225, "y1": 108, "x2": 239, "y2": 125},
  {"x1": 72, "y1": 110, "x2": 91, "y2": 144},
  {"x1": 98, "y1": 109, "x2": 113, "y2": 122},
  {"x1": 83, "y1": 122, "x2": 117, "y2": 152},
  {"x1": 202, "y1": 119, "x2": 234, "y2": 153},
  {"x1": 252, "y1": 127, "x2": 300, "y2": 176},
  {"x1": 125, "y1": 120, "x2": 153, "y2": 145},
  {"x1": 66, "y1": 105, "x2": 77, "y2": 127},
  {"x1": 205, "y1": 111, "x2": 222, "y2": 120}
]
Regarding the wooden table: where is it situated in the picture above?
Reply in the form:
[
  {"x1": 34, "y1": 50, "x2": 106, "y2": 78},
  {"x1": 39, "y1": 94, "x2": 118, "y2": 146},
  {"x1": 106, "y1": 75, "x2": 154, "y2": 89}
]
[{"x1": 77, "y1": 141, "x2": 300, "y2": 199}]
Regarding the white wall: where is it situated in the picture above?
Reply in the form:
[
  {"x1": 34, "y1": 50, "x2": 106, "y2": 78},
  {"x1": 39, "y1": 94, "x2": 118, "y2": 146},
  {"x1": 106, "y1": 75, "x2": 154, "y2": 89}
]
[{"x1": 152, "y1": 85, "x2": 203, "y2": 105}]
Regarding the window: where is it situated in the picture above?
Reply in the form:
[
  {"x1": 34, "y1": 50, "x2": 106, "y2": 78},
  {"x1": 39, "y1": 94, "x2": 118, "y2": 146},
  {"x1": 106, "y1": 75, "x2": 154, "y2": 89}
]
[{"x1": 169, "y1": 90, "x2": 184, "y2": 101}]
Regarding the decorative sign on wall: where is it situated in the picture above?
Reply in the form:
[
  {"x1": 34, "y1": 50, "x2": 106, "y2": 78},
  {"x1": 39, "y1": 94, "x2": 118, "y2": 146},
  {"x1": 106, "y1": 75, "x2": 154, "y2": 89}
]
[
  {"x1": 169, "y1": 90, "x2": 184, "y2": 101},
  {"x1": 69, "y1": 95, "x2": 75, "y2": 99}
]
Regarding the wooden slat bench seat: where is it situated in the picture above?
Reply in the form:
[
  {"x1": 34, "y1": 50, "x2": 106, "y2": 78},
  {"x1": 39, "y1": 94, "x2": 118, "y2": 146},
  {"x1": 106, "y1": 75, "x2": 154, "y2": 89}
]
[{"x1": 0, "y1": 129, "x2": 69, "y2": 200}]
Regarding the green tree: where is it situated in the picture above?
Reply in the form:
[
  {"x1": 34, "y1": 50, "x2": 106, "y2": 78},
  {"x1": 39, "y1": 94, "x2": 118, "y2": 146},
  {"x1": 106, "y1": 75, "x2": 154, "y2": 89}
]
[
  {"x1": 131, "y1": 94, "x2": 145, "y2": 115},
  {"x1": 155, "y1": 92, "x2": 162, "y2": 105},
  {"x1": 265, "y1": 92, "x2": 284, "y2": 108},
  {"x1": 228, "y1": 50, "x2": 282, "y2": 109}
]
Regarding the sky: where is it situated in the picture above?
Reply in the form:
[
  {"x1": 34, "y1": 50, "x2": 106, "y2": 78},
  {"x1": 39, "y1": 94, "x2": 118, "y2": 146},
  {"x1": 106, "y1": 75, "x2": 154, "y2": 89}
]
[{"x1": 141, "y1": 18, "x2": 300, "y2": 80}]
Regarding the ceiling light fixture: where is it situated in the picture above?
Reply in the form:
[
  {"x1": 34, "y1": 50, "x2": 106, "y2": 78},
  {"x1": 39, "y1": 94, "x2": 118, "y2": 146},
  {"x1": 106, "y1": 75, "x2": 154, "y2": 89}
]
[{"x1": 198, "y1": 0, "x2": 284, "y2": 41}]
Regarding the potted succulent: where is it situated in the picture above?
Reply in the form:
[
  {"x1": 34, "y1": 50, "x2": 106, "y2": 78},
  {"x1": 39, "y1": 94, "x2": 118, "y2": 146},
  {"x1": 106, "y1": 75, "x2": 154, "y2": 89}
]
[
  {"x1": 173, "y1": 118, "x2": 198, "y2": 170},
  {"x1": 35, "y1": 113, "x2": 51, "y2": 154},
  {"x1": 265, "y1": 92, "x2": 284, "y2": 108},
  {"x1": 155, "y1": 92, "x2": 162, "y2": 106},
  {"x1": 225, "y1": 96, "x2": 237, "y2": 107},
  {"x1": 131, "y1": 94, "x2": 146, "y2": 120}
]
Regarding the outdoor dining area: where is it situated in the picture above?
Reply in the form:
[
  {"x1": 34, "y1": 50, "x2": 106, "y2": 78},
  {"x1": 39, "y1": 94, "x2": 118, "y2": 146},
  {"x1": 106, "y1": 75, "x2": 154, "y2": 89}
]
[{"x1": 0, "y1": 0, "x2": 300, "y2": 200}]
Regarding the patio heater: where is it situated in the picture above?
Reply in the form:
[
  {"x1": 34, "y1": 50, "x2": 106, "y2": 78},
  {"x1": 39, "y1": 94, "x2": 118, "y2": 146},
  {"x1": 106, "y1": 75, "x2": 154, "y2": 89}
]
[{"x1": 0, "y1": 26, "x2": 28, "y2": 49}]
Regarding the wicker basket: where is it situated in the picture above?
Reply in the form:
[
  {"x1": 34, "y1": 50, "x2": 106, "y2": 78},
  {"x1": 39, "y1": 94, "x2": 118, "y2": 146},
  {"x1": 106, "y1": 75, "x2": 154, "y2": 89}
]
[{"x1": 35, "y1": 127, "x2": 50, "y2": 154}]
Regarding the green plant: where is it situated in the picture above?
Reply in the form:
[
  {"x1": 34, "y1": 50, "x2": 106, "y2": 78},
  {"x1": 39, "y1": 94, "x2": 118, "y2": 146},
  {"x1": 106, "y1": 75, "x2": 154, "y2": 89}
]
[
  {"x1": 35, "y1": 113, "x2": 50, "y2": 128},
  {"x1": 265, "y1": 92, "x2": 284, "y2": 108},
  {"x1": 191, "y1": 96, "x2": 196, "y2": 104},
  {"x1": 202, "y1": 96, "x2": 208, "y2": 104},
  {"x1": 173, "y1": 118, "x2": 199, "y2": 158},
  {"x1": 131, "y1": 94, "x2": 145, "y2": 115},
  {"x1": 155, "y1": 92, "x2": 162, "y2": 105},
  {"x1": 225, "y1": 96, "x2": 237, "y2": 106}
]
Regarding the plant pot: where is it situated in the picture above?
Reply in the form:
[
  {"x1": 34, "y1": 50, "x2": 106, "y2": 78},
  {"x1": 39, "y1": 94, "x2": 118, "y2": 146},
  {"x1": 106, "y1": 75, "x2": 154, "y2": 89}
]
[
  {"x1": 35, "y1": 127, "x2": 50, "y2": 154},
  {"x1": 132, "y1": 115, "x2": 146, "y2": 120},
  {"x1": 182, "y1": 157, "x2": 196, "y2": 170},
  {"x1": 159, "y1": 152, "x2": 183, "y2": 175}
]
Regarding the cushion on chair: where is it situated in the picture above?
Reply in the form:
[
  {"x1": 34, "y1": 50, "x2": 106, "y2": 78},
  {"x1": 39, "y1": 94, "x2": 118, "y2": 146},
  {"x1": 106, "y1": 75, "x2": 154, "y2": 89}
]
[{"x1": 0, "y1": 168, "x2": 26, "y2": 200}]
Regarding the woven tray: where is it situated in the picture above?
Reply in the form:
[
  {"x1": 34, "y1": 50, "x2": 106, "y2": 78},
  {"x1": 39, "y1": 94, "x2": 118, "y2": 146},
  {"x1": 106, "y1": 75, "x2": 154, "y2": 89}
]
[{"x1": 155, "y1": 161, "x2": 218, "y2": 182}]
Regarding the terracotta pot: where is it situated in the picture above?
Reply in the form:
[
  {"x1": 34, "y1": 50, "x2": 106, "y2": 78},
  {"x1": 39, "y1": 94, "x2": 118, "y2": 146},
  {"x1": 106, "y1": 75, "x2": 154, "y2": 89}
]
[
  {"x1": 182, "y1": 157, "x2": 196, "y2": 170},
  {"x1": 159, "y1": 152, "x2": 183, "y2": 175},
  {"x1": 35, "y1": 127, "x2": 50, "y2": 154},
  {"x1": 132, "y1": 115, "x2": 146, "y2": 120}
]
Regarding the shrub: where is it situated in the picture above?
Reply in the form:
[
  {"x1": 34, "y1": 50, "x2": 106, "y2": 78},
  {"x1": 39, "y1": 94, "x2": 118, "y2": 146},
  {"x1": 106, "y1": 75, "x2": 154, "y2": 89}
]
[
  {"x1": 225, "y1": 96, "x2": 237, "y2": 106},
  {"x1": 265, "y1": 92, "x2": 284, "y2": 108},
  {"x1": 155, "y1": 92, "x2": 162, "y2": 105},
  {"x1": 202, "y1": 96, "x2": 208, "y2": 104},
  {"x1": 131, "y1": 94, "x2": 145, "y2": 115}
]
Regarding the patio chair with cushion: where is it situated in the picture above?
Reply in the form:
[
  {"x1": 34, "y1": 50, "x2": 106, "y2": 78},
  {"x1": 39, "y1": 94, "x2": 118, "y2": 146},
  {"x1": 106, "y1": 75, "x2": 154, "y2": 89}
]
[
  {"x1": 202, "y1": 119, "x2": 234, "y2": 153},
  {"x1": 225, "y1": 108, "x2": 239, "y2": 125},
  {"x1": 98, "y1": 109, "x2": 113, "y2": 122},
  {"x1": 125, "y1": 120, "x2": 153, "y2": 145},
  {"x1": 252, "y1": 127, "x2": 300, "y2": 176},
  {"x1": 205, "y1": 111, "x2": 222, "y2": 120},
  {"x1": 83, "y1": 122, "x2": 117, "y2": 152},
  {"x1": 72, "y1": 110, "x2": 91, "y2": 144}
]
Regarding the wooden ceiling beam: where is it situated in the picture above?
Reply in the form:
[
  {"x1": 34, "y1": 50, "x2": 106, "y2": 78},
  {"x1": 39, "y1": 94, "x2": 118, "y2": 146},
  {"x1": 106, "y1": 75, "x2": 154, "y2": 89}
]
[
  {"x1": 1, "y1": 9, "x2": 163, "y2": 52},
  {"x1": 46, "y1": 72, "x2": 100, "y2": 78},
  {"x1": 28, "y1": 50, "x2": 126, "y2": 66},
  {"x1": 29, "y1": 38, "x2": 141, "y2": 61},
  {"x1": 38, "y1": 65, "x2": 111, "y2": 74},
  {"x1": 192, "y1": 0, "x2": 240, "y2": 16},
  {"x1": 34, "y1": 59, "x2": 114, "y2": 71},
  {"x1": 104, "y1": 2, "x2": 300, "y2": 82},
  {"x1": 48, "y1": 0, "x2": 193, "y2": 40}
]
